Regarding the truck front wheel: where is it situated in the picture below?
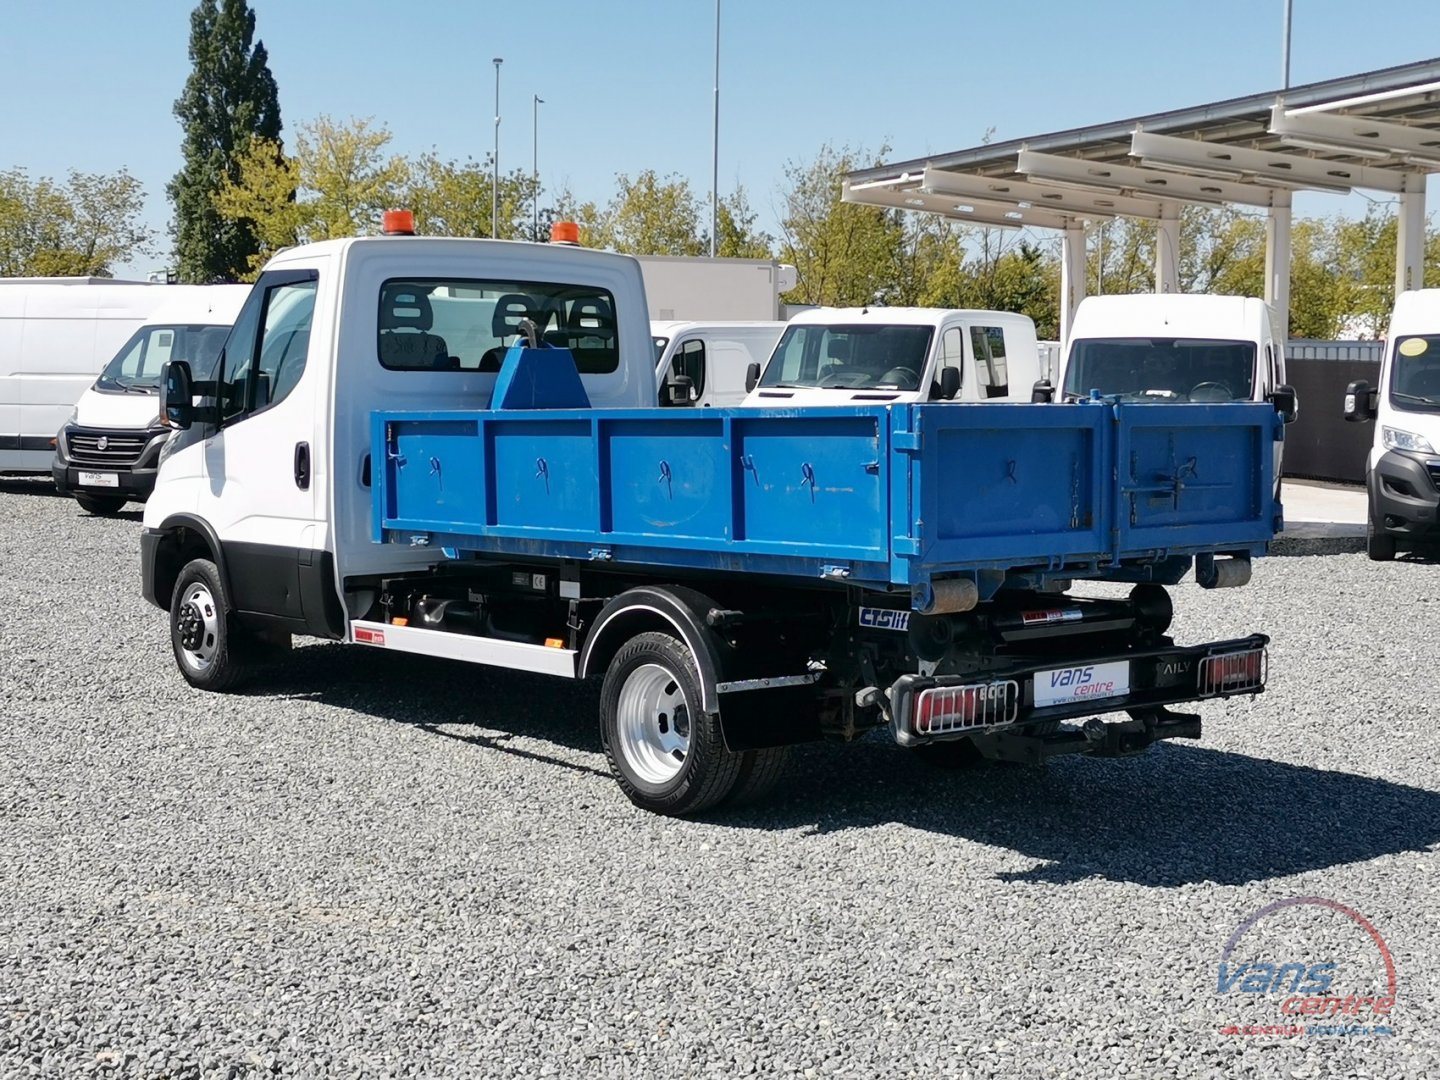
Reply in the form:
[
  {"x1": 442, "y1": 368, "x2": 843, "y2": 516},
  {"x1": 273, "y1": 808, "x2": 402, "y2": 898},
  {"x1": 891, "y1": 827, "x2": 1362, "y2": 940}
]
[
  {"x1": 1367, "y1": 517, "x2": 1397, "y2": 561},
  {"x1": 600, "y1": 631, "x2": 743, "y2": 816},
  {"x1": 75, "y1": 492, "x2": 128, "y2": 516},
  {"x1": 169, "y1": 558, "x2": 254, "y2": 692}
]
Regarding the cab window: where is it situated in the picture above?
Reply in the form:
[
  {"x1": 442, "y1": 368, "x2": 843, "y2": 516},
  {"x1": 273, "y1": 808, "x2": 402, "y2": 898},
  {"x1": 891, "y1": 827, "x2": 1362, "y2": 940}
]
[
  {"x1": 971, "y1": 325, "x2": 1010, "y2": 398},
  {"x1": 218, "y1": 270, "x2": 318, "y2": 423}
]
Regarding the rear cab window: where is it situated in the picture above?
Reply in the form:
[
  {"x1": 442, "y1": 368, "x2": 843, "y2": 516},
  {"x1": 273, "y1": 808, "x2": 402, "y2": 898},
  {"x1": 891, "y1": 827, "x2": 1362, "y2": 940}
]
[{"x1": 377, "y1": 279, "x2": 619, "y2": 375}]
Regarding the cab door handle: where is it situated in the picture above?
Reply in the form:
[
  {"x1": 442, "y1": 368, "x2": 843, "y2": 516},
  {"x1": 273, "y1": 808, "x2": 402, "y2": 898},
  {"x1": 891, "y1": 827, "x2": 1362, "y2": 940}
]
[{"x1": 294, "y1": 441, "x2": 311, "y2": 490}]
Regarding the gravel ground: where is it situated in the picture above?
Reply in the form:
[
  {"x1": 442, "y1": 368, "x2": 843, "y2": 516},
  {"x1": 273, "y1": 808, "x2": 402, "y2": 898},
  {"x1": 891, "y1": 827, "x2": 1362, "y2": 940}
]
[{"x1": 1, "y1": 476, "x2": 1438, "y2": 1078}]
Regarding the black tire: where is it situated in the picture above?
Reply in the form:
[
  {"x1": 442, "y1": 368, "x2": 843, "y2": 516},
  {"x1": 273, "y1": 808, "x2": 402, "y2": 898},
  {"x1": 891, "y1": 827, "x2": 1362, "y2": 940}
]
[
  {"x1": 169, "y1": 558, "x2": 255, "y2": 692},
  {"x1": 1367, "y1": 518, "x2": 1397, "y2": 562},
  {"x1": 75, "y1": 492, "x2": 127, "y2": 515},
  {"x1": 600, "y1": 631, "x2": 742, "y2": 816},
  {"x1": 725, "y1": 746, "x2": 792, "y2": 807},
  {"x1": 912, "y1": 738, "x2": 985, "y2": 769}
]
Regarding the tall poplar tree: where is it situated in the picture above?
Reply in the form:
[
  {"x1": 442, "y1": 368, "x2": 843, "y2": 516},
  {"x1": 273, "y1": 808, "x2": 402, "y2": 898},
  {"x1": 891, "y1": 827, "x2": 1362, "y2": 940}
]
[{"x1": 168, "y1": 0, "x2": 281, "y2": 282}]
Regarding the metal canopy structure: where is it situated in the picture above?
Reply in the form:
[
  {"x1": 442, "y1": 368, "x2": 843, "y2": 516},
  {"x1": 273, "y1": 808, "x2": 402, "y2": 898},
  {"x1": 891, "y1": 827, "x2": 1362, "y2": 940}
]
[{"x1": 845, "y1": 58, "x2": 1440, "y2": 343}]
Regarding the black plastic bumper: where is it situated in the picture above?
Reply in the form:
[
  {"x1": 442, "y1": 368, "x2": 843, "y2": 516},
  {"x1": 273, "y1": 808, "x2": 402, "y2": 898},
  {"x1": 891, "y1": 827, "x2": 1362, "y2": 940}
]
[
  {"x1": 51, "y1": 460, "x2": 158, "y2": 499},
  {"x1": 1370, "y1": 449, "x2": 1440, "y2": 541}
]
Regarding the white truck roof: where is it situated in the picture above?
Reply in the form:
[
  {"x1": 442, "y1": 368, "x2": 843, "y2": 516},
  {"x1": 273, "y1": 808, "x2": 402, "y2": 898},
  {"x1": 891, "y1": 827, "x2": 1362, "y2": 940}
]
[
  {"x1": 1391, "y1": 288, "x2": 1440, "y2": 330},
  {"x1": 787, "y1": 306, "x2": 1034, "y2": 328},
  {"x1": 1070, "y1": 294, "x2": 1272, "y2": 339}
]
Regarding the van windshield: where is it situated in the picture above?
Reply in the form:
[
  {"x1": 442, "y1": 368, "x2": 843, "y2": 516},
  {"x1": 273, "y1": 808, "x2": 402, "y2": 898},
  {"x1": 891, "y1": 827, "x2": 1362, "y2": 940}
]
[
  {"x1": 759, "y1": 324, "x2": 934, "y2": 391},
  {"x1": 1064, "y1": 338, "x2": 1256, "y2": 402},
  {"x1": 1389, "y1": 334, "x2": 1440, "y2": 412},
  {"x1": 96, "y1": 323, "x2": 232, "y2": 393}
]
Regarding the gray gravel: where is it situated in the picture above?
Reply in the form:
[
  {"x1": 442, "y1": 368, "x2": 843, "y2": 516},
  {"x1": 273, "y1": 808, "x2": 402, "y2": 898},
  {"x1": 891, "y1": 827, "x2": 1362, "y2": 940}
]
[{"x1": 2, "y1": 476, "x2": 1438, "y2": 1078}]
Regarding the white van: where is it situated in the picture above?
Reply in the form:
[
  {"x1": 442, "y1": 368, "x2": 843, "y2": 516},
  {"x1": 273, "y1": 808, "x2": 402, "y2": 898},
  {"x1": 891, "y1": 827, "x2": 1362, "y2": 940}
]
[
  {"x1": 0, "y1": 279, "x2": 163, "y2": 473},
  {"x1": 1342, "y1": 287, "x2": 1440, "y2": 560},
  {"x1": 652, "y1": 320, "x2": 785, "y2": 408},
  {"x1": 744, "y1": 307, "x2": 1042, "y2": 406},
  {"x1": 52, "y1": 285, "x2": 250, "y2": 514},
  {"x1": 1059, "y1": 294, "x2": 1298, "y2": 485}
]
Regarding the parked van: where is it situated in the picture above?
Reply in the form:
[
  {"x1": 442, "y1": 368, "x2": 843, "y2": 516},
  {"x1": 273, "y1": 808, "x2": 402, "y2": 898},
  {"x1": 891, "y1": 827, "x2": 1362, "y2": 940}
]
[
  {"x1": 652, "y1": 321, "x2": 785, "y2": 408},
  {"x1": 0, "y1": 279, "x2": 162, "y2": 473},
  {"x1": 744, "y1": 307, "x2": 1042, "y2": 406},
  {"x1": 1059, "y1": 294, "x2": 1297, "y2": 486},
  {"x1": 52, "y1": 285, "x2": 250, "y2": 514},
  {"x1": 1342, "y1": 287, "x2": 1440, "y2": 560}
]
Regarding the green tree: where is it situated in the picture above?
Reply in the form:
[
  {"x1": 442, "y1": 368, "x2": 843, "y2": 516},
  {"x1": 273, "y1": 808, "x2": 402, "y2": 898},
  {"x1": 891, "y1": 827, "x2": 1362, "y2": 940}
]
[
  {"x1": 404, "y1": 152, "x2": 538, "y2": 240},
  {"x1": 605, "y1": 170, "x2": 707, "y2": 256},
  {"x1": 169, "y1": 0, "x2": 282, "y2": 282},
  {"x1": 0, "y1": 167, "x2": 152, "y2": 277},
  {"x1": 777, "y1": 143, "x2": 903, "y2": 306},
  {"x1": 714, "y1": 186, "x2": 774, "y2": 259},
  {"x1": 214, "y1": 116, "x2": 409, "y2": 277}
]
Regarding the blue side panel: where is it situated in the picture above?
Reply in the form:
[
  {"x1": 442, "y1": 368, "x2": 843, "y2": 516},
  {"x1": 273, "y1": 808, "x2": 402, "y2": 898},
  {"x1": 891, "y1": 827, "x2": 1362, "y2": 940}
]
[
  {"x1": 604, "y1": 417, "x2": 731, "y2": 540},
  {"x1": 1114, "y1": 403, "x2": 1276, "y2": 553},
  {"x1": 904, "y1": 404, "x2": 1111, "y2": 574},
  {"x1": 489, "y1": 418, "x2": 598, "y2": 534},
  {"x1": 732, "y1": 414, "x2": 887, "y2": 558}
]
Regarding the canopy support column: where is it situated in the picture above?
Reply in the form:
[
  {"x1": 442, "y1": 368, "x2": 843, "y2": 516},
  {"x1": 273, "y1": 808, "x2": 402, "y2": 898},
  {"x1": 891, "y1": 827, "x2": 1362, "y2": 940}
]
[
  {"x1": 1060, "y1": 220, "x2": 1088, "y2": 349},
  {"x1": 1397, "y1": 181, "x2": 1427, "y2": 295},
  {"x1": 1264, "y1": 189, "x2": 1292, "y2": 343},
  {"x1": 1155, "y1": 202, "x2": 1181, "y2": 293}
]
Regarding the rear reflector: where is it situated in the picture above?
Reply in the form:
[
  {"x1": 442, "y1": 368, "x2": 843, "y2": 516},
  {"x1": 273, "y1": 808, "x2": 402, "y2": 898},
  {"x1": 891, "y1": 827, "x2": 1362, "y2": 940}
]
[
  {"x1": 1198, "y1": 647, "x2": 1267, "y2": 696},
  {"x1": 913, "y1": 679, "x2": 1019, "y2": 736}
]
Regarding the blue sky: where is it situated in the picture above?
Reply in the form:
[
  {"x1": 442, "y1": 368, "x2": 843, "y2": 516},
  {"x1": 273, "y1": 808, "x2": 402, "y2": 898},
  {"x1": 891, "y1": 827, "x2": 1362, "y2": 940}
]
[{"x1": 2, "y1": 0, "x2": 1438, "y2": 278}]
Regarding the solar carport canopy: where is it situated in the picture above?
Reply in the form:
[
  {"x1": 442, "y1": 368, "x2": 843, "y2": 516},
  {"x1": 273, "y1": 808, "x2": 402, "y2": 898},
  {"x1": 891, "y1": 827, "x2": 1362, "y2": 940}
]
[{"x1": 845, "y1": 57, "x2": 1440, "y2": 342}]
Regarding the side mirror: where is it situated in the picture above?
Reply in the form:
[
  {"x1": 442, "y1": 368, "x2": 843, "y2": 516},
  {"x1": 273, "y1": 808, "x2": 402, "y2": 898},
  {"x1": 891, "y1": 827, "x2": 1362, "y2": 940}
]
[
  {"x1": 1268, "y1": 384, "x2": 1298, "y2": 424},
  {"x1": 1031, "y1": 378, "x2": 1055, "y2": 404},
  {"x1": 1343, "y1": 379, "x2": 1376, "y2": 423},
  {"x1": 159, "y1": 360, "x2": 195, "y2": 430},
  {"x1": 744, "y1": 361, "x2": 761, "y2": 393},
  {"x1": 665, "y1": 374, "x2": 694, "y2": 407},
  {"x1": 939, "y1": 366, "x2": 961, "y2": 401}
]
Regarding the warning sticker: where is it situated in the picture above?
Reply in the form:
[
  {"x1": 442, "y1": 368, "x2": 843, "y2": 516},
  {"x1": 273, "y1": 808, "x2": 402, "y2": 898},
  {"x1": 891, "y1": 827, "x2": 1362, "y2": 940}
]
[{"x1": 1399, "y1": 337, "x2": 1429, "y2": 357}]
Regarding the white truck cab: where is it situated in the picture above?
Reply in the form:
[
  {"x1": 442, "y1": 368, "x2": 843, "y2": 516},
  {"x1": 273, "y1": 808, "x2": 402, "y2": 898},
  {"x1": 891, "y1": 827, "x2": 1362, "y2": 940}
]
[
  {"x1": 1060, "y1": 294, "x2": 1298, "y2": 486},
  {"x1": 53, "y1": 285, "x2": 250, "y2": 514},
  {"x1": 652, "y1": 320, "x2": 785, "y2": 408},
  {"x1": 744, "y1": 307, "x2": 1042, "y2": 407},
  {"x1": 1342, "y1": 287, "x2": 1440, "y2": 560}
]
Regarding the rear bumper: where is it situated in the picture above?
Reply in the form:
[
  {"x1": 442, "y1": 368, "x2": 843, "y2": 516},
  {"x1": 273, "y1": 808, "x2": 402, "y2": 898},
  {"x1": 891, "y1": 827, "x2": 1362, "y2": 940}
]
[
  {"x1": 888, "y1": 633, "x2": 1269, "y2": 752},
  {"x1": 1369, "y1": 449, "x2": 1440, "y2": 541}
]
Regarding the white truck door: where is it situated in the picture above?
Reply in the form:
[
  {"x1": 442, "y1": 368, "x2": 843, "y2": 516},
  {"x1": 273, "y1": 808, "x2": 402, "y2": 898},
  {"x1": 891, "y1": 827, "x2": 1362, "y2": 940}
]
[{"x1": 195, "y1": 267, "x2": 325, "y2": 622}]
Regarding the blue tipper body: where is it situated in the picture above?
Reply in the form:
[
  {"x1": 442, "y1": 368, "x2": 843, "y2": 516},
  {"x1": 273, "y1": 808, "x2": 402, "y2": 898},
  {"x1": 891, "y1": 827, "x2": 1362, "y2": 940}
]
[{"x1": 371, "y1": 359, "x2": 1281, "y2": 602}]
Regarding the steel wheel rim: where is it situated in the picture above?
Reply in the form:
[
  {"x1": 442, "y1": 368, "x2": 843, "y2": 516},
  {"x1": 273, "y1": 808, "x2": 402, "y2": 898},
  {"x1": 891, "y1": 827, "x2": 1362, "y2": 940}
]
[
  {"x1": 176, "y1": 581, "x2": 220, "y2": 673},
  {"x1": 615, "y1": 662, "x2": 691, "y2": 785}
]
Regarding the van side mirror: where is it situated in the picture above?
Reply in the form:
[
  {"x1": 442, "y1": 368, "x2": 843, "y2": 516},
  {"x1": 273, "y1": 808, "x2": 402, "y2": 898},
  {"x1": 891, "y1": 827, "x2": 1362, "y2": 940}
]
[
  {"x1": 939, "y1": 366, "x2": 961, "y2": 401},
  {"x1": 744, "y1": 361, "x2": 761, "y2": 393},
  {"x1": 159, "y1": 360, "x2": 195, "y2": 430},
  {"x1": 1343, "y1": 379, "x2": 1376, "y2": 423},
  {"x1": 665, "y1": 374, "x2": 694, "y2": 407},
  {"x1": 1268, "y1": 384, "x2": 1298, "y2": 424},
  {"x1": 1031, "y1": 378, "x2": 1055, "y2": 404}
]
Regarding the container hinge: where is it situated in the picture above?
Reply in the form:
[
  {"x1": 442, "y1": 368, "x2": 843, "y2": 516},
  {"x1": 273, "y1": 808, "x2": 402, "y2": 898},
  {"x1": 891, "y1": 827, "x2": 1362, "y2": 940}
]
[{"x1": 892, "y1": 432, "x2": 922, "y2": 453}]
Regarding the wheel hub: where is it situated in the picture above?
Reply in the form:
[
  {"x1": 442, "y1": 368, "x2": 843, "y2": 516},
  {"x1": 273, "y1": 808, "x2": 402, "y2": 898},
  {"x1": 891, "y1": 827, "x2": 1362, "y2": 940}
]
[
  {"x1": 177, "y1": 602, "x2": 205, "y2": 650},
  {"x1": 615, "y1": 662, "x2": 692, "y2": 785}
]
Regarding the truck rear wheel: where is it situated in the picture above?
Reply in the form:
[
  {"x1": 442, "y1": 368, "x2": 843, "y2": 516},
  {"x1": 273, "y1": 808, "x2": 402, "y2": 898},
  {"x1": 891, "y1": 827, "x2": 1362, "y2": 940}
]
[
  {"x1": 600, "y1": 631, "x2": 742, "y2": 816},
  {"x1": 75, "y1": 492, "x2": 127, "y2": 516},
  {"x1": 169, "y1": 558, "x2": 254, "y2": 692}
]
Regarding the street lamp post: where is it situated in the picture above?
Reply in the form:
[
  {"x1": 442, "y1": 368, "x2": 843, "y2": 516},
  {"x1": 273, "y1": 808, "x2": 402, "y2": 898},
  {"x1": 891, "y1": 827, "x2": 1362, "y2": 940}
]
[
  {"x1": 710, "y1": 0, "x2": 720, "y2": 258},
  {"x1": 492, "y1": 57, "x2": 503, "y2": 238},
  {"x1": 533, "y1": 94, "x2": 544, "y2": 241}
]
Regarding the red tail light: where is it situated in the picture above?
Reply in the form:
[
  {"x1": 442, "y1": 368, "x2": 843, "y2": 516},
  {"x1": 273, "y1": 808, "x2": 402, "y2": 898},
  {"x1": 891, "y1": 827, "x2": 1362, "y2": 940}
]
[{"x1": 1199, "y1": 647, "x2": 1267, "y2": 696}]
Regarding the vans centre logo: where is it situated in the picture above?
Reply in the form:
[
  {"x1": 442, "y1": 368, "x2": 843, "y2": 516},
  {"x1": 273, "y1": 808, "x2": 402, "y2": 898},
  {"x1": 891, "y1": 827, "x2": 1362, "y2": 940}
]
[{"x1": 1216, "y1": 896, "x2": 1396, "y2": 1037}]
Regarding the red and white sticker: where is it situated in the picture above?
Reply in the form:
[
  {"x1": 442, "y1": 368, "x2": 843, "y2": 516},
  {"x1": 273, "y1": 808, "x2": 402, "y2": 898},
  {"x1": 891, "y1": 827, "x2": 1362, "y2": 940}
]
[
  {"x1": 1021, "y1": 608, "x2": 1083, "y2": 626},
  {"x1": 354, "y1": 626, "x2": 386, "y2": 646}
]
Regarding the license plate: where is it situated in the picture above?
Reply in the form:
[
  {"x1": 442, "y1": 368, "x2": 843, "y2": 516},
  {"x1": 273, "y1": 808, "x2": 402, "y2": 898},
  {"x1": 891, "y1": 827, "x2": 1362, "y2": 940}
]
[
  {"x1": 77, "y1": 471, "x2": 120, "y2": 488},
  {"x1": 1034, "y1": 660, "x2": 1130, "y2": 709}
]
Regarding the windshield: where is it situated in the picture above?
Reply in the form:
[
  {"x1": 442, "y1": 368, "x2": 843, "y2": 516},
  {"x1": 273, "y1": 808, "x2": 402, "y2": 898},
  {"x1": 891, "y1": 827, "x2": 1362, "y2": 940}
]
[
  {"x1": 1063, "y1": 337, "x2": 1256, "y2": 402},
  {"x1": 1389, "y1": 334, "x2": 1440, "y2": 413},
  {"x1": 96, "y1": 323, "x2": 232, "y2": 393},
  {"x1": 759, "y1": 323, "x2": 934, "y2": 391}
]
